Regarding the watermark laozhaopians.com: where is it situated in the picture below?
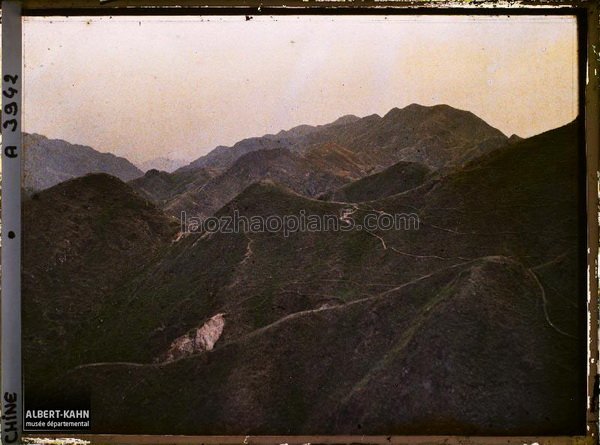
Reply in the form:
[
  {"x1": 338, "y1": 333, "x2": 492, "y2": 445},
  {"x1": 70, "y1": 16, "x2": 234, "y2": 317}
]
[{"x1": 181, "y1": 208, "x2": 420, "y2": 237}]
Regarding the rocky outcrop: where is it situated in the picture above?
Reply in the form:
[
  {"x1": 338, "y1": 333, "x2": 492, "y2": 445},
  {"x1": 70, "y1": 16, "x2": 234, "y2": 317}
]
[{"x1": 162, "y1": 313, "x2": 226, "y2": 362}]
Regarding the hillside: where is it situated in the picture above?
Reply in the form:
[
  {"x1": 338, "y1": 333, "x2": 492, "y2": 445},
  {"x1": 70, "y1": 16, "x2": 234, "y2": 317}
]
[
  {"x1": 64, "y1": 257, "x2": 570, "y2": 435},
  {"x1": 324, "y1": 160, "x2": 431, "y2": 202},
  {"x1": 23, "y1": 133, "x2": 144, "y2": 191}
]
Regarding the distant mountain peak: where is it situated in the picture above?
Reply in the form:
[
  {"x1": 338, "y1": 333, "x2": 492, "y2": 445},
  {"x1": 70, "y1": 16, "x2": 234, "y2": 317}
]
[
  {"x1": 383, "y1": 106, "x2": 402, "y2": 118},
  {"x1": 138, "y1": 156, "x2": 189, "y2": 173},
  {"x1": 385, "y1": 103, "x2": 466, "y2": 118},
  {"x1": 328, "y1": 114, "x2": 361, "y2": 126}
]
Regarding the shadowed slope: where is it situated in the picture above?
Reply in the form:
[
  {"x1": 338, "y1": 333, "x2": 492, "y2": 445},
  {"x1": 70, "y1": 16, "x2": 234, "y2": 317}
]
[
  {"x1": 23, "y1": 174, "x2": 179, "y2": 396},
  {"x1": 64, "y1": 257, "x2": 575, "y2": 435}
]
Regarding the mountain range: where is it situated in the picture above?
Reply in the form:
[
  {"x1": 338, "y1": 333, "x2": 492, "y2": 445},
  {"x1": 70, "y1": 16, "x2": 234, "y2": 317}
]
[
  {"x1": 22, "y1": 133, "x2": 144, "y2": 192},
  {"x1": 22, "y1": 105, "x2": 584, "y2": 435},
  {"x1": 131, "y1": 104, "x2": 509, "y2": 218}
]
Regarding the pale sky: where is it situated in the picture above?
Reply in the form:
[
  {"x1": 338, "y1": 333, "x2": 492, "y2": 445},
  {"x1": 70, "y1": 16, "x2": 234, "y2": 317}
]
[{"x1": 22, "y1": 15, "x2": 578, "y2": 164}]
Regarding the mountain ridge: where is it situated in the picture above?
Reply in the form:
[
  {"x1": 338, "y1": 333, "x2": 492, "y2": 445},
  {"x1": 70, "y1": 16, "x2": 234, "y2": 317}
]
[{"x1": 178, "y1": 103, "x2": 508, "y2": 174}]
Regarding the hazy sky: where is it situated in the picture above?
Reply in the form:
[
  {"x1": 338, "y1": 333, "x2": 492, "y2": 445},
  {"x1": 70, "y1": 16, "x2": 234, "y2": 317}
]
[{"x1": 22, "y1": 15, "x2": 578, "y2": 164}]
